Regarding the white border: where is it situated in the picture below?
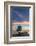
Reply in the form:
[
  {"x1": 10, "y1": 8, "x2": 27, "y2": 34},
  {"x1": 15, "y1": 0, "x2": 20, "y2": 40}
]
[{"x1": 8, "y1": 4, "x2": 33, "y2": 42}]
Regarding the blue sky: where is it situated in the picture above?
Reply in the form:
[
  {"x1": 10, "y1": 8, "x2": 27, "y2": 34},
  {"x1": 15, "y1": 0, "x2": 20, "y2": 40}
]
[{"x1": 10, "y1": 6, "x2": 30, "y2": 22}]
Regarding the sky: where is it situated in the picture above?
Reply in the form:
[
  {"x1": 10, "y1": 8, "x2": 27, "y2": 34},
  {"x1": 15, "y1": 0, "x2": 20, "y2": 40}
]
[{"x1": 10, "y1": 6, "x2": 30, "y2": 22}]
